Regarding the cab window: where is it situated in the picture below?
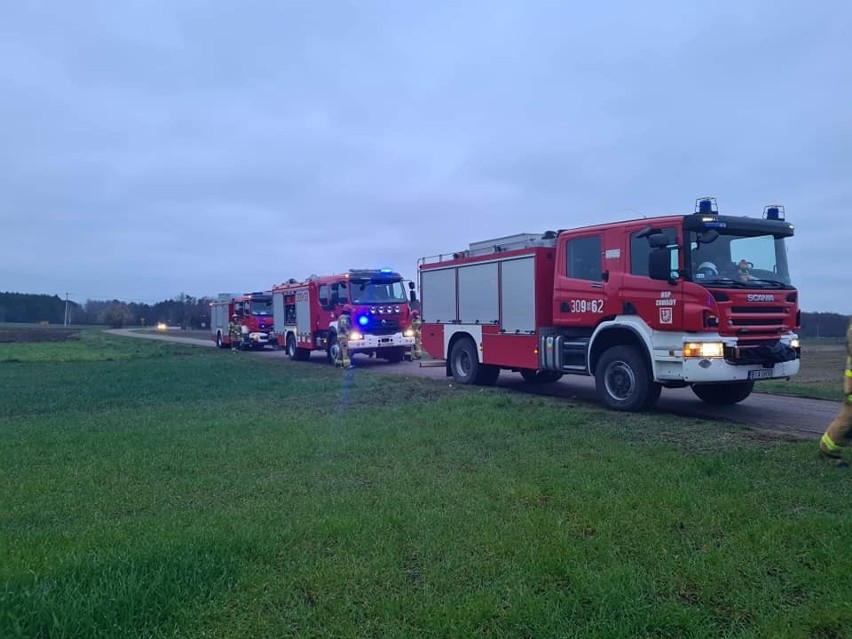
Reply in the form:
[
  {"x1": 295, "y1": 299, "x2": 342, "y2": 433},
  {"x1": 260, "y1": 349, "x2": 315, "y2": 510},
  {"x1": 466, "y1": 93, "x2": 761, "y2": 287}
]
[
  {"x1": 566, "y1": 236, "x2": 602, "y2": 281},
  {"x1": 631, "y1": 227, "x2": 677, "y2": 277}
]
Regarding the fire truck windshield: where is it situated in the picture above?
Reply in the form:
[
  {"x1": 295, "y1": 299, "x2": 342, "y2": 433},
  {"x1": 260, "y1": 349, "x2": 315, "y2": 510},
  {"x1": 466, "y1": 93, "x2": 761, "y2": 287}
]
[
  {"x1": 349, "y1": 280, "x2": 407, "y2": 304},
  {"x1": 687, "y1": 230, "x2": 793, "y2": 288},
  {"x1": 250, "y1": 298, "x2": 273, "y2": 316}
]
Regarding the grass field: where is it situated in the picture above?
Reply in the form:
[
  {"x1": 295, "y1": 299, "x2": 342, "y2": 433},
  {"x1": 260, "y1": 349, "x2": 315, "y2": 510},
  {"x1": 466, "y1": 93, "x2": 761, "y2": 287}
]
[{"x1": 2, "y1": 332, "x2": 852, "y2": 638}]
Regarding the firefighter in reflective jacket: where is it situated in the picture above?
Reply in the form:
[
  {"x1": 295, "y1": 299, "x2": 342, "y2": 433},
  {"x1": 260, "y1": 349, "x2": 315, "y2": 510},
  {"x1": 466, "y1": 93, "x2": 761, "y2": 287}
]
[
  {"x1": 336, "y1": 305, "x2": 352, "y2": 368},
  {"x1": 228, "y1": 314, "x2": 241, "y2": 352},
  {"x1": 820, "y1": 319, "x2": 852, "y2": 466},
  {"x1": 411, "y1": 310, "x2": 422, "y2": 360}
]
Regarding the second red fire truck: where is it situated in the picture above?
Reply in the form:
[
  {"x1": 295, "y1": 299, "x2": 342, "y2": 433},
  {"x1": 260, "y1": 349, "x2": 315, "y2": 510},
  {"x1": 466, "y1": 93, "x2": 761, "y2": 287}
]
[
  {"x1": 272, "y1": 269, "x2": 416, "y2": 363},
  {"x1": 418, "y1": 198, "x2": 801, "y2": 411},
  {"x1": 210, "y1": 292, "x2": 274, "y2": 349}
]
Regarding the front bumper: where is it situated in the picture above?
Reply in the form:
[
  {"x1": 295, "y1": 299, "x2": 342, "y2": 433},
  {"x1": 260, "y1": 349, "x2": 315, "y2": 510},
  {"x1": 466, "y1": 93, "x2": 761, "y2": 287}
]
[
  {"x1": 652, "y1": 333, "x2": 800, "y2": 383},
  {"x1": 681, "y1": 357, "x2": 800, "y2": 383},
  {"x1": 246, "y1": 331, "x2": 272, "y2": 344},
  {"x1": 348, "y1": 332, "x2": 414, "y2": 352}
]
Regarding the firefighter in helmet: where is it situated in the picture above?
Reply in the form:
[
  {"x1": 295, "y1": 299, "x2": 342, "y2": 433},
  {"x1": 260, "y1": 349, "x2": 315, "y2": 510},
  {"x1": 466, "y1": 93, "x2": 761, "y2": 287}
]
[
  {"x1": 411, "y1": 310, "x2": 422, "y2": 360},
  {"x1": 228, "y1": 313, "x2": 241, "y2": 352},
  {"x1": 336, "y1": 305, "x2": 352, "y2": 368},
  {"x1": 820, "y1": 319, "x2": 852, "y2": 467}
]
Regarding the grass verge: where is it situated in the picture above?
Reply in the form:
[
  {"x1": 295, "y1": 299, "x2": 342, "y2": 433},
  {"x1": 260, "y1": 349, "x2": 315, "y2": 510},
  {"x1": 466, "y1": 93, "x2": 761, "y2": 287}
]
[{"x1": 1, "y1": 332, "x2": 851, "y2": 638}]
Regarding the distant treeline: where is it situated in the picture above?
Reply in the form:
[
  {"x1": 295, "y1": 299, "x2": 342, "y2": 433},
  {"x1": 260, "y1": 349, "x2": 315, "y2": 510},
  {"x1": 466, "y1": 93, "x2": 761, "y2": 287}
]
[
  {"x1": 0, "y1": 292, "x2": 214, "y2": 329},
  {"x1": 0, "y1": 292, "x2": 849, "y2": 335}
]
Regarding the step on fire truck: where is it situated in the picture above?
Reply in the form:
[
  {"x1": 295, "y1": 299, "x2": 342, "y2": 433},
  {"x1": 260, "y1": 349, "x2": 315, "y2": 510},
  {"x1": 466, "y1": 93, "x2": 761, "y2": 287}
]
[
  {"x1": 210, "y1": 292, "x2": 275, "y2": 350},
  {"x1": 418, "y1": 198, "x2": 801, "y2": 411},
  {"x1": 272, "y1": 269, "x2": 417, "y2": 363}
]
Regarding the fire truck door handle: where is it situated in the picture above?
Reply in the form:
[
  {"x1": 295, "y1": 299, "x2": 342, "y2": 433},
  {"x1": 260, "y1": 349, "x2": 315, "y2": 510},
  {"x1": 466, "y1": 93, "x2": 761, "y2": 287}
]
[{"x1": 591, "y1": 283, "x2": 603, "y2": 289}]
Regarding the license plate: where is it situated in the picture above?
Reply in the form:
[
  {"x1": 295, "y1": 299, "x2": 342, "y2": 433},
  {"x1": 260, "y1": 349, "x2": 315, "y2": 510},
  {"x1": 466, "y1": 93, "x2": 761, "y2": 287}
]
[{"x1": 748, "y1": 369, "x2": 773, "y2": 380}]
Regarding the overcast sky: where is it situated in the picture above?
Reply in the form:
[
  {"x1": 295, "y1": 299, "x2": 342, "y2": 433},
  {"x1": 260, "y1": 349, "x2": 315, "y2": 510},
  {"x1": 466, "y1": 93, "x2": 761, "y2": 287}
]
[{"x1": 1, "y1": 1, "x2": 850, "y2": 312}]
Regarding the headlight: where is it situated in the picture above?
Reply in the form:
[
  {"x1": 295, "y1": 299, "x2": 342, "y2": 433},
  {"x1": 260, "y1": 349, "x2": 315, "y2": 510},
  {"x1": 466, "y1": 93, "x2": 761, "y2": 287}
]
[
  {"x1": 790, "y1": 338, "x2": 800, "y2": 349},
  {"x1": 156, "y1": 322, "x2": 167, "y2": 331},
  {"x1": 349, "y1": 331, "x2": 363, "y2": 341},
  {"x1": 404, "y1": 328, "x2": 415, "y2": 337},
  {"x1": 683, "y1": 342, "x2": 725, "y2": 358}
]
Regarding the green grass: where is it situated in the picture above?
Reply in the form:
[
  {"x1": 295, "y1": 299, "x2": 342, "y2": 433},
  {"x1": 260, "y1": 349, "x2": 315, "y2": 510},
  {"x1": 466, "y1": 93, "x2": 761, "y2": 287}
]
[{"x1": 2, "y1": 332, "x2": 852, "y2": 638}]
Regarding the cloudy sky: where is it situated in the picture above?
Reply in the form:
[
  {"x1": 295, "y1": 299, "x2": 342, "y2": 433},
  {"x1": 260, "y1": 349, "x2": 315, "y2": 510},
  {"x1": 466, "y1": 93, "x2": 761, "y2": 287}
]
[{"x1": 2, "y1": 1, "x2": 850, "y2": 312}]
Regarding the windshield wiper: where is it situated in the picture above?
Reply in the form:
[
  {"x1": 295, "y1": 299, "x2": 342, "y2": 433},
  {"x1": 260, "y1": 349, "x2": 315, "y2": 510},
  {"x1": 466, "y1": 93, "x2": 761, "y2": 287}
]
[
  {"x1": 746, "y1": 278, "x2": 789, "y2": 289},
  {"x1": 700, "y1": 277, "x2": 749, "y2": 288}
]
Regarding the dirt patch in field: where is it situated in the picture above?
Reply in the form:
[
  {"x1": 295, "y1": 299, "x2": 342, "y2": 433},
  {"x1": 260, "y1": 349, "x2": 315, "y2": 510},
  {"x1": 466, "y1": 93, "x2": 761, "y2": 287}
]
[{"x1": 0, "y1": 329, "x2": 81, "y2": 343}]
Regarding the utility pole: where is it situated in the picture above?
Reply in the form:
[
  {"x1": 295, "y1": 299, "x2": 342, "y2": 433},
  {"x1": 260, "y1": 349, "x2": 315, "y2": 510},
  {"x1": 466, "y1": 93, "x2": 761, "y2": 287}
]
[{"x1": 64, "y1": 293, "x2": 69, "y2": 326}]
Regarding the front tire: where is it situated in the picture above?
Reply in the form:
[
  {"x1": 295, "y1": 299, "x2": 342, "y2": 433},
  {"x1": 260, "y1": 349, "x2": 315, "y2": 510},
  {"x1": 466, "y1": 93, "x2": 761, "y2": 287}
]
[
  {"x1": 326, "y1": 333, "x2": 339, "y2": 364},
  {"x1": 594, "y1": 345, "x2": 653, "y2": 411},
  {"x1": 691, "y1": 381, "x2": 754, "y2": 405}
]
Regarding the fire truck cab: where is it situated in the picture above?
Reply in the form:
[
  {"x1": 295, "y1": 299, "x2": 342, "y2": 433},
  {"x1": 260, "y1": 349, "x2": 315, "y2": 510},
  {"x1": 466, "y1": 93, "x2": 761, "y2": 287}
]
[
  {"x1": 418, "y1": 198, "x2": 801, "y2": 411},
  {"x1": 272, "y1": 269, "x2": 416, "y2": 363},
  {"x1": 210, "y1": 292, "x2": 274, "y2": 349}
]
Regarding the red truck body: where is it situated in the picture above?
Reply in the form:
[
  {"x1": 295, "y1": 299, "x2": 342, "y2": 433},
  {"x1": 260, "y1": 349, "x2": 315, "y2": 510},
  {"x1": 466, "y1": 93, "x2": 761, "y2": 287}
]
[
  {"x1": 418, "y1": 200, "x2": 801, "y2": 410},
  {"x1": 272, "y1": 269, "x2": 416, "y2": 363},
  {"x1": 210, "y1": 292, "x2": 274, "y2": 349}
]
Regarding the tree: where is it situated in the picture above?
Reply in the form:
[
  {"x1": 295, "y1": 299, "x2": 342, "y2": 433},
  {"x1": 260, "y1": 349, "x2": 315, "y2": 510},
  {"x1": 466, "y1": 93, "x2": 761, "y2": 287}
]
[{"x1": 100, "y1": 302, "x2": 134, "y2": 328}]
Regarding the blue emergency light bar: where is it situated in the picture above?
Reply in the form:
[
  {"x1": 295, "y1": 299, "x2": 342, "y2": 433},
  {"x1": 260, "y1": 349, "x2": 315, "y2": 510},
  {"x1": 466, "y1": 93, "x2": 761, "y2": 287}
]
[
  {"x1": 764, "y1": 204, "x2": 785, "y2": 220},
  {"x1": 695, "y1": 197, "x2": 718, "y2": 215}
]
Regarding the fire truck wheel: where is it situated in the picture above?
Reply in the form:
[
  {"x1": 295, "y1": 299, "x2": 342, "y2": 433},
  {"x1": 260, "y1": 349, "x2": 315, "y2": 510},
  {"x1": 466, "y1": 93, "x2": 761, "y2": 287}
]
[
  {"x1": 691, "y1": 380, "x2": 754, "y2": 405},
  {"x1": 450, "y1": 338, "x2": 500, "y2": 386},
  {"x1": 595, "y1": 345, "x2": 653, "y2": 411},
  {"x1": 645, "y1": 382, "x2": 662, "y2": 409},
  {"x1": 520, "y1": 369, "x2": 563, "y2": 384},
  {"x1": 327, "y1": 333, "x2": 339, "y2": 363},
  {"x1": 450, "y1": 338, "x2": 480, "y2": 384}
]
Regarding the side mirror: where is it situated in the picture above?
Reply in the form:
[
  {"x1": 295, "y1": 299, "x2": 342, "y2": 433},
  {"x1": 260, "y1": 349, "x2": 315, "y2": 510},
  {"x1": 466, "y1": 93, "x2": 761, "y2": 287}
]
[
  {"x1": 648, "y1": 250, "x2": 673, "y2": 281},
  {"x1": 647, "y1": 233, "x2": 680, "y2": 282},
  {"x1": 648, "y1": 232, "x2": 670, "y2": 249}
]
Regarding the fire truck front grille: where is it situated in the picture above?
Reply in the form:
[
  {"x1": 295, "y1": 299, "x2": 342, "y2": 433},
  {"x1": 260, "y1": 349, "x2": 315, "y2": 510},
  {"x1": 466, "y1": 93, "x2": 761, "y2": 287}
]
[
  {"x1": 726, "y1": 306, "x2": 791, "y2": 332},
  {"x1": 366, "y1": 319, "x2": 400, "y2": 335},
  {"x1": 730, "y1": 317, "x2": 783, "y2": 326},
  {"x1": 730, "y1": 306, "x2": 785, "y2": 314}
]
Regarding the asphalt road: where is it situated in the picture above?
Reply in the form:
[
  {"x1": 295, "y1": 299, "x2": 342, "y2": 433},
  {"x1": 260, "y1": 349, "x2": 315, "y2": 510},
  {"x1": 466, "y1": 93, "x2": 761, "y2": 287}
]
[{"x1": 111, "y1": 329, "x2": 834, "y2": 440}]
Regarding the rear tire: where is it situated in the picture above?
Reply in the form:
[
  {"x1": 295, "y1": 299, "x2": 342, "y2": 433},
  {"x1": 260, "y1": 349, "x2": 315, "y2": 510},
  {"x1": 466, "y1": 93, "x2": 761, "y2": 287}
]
[
  {"x1": 594, "y1": 345, "x2": 653, "y2": 411},
  {"x1": 691, "y1": 381, "x2": 754, "y2": 405},
  {"x1": 286, "y1": 334, "x2": 298, "y2": 360},
  {"x1": 450, "y1": 338, "x2": 499, "y2": 386},
  {"x1": 520, "y1": 369, "x2": 563, "y2": 383}
]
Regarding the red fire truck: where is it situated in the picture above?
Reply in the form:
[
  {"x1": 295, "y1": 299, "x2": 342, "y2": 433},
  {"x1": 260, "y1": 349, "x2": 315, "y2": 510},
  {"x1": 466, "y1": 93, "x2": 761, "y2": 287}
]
[
  {"x1": 418, "y1": 198, "x2": 801, "y2": 411},
  {"x1": 272, "y1": 269, "x2": 416, "y2": 363},
  {"x1": 210, "y1": 292, "x2": 274, "y2": 349}
]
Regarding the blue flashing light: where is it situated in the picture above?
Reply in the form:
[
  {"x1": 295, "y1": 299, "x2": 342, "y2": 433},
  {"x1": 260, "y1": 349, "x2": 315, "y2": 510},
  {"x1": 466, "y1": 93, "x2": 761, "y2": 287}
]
[
  {"x1": 764, "y1": 205, "x2": 785, "y2": 221},
  {"x1": 357, "y1": 315, "x2": 369, "y2": 326},
  {"x1": 380, "y1": 268, "x2": 393, "y2": 273},
  {"x1": 703, "y1": 221, "x2": 727, "y2": 229},
  {"x1": 695, "y1": 197, "x2": 719, "y2": 215}
]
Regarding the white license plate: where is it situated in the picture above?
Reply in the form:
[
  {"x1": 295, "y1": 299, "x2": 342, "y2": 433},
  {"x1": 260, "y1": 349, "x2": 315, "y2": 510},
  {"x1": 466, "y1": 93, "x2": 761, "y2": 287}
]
[{"x1": 748, "y1": 369, "x2": 773, "y2": 380}]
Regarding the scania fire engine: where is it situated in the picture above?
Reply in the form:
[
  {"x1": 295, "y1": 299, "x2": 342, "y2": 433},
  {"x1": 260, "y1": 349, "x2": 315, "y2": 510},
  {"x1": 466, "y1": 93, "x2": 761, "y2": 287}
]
[
  {"x1": 210, "y1": 292, "x2": 274, "y2": 349},
  {"x1": 418, "y1": 198, "x2": 801, "y2": 411},
  {"x1": 272, "y1": 269, "x2": 416, "y2": 363}
]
